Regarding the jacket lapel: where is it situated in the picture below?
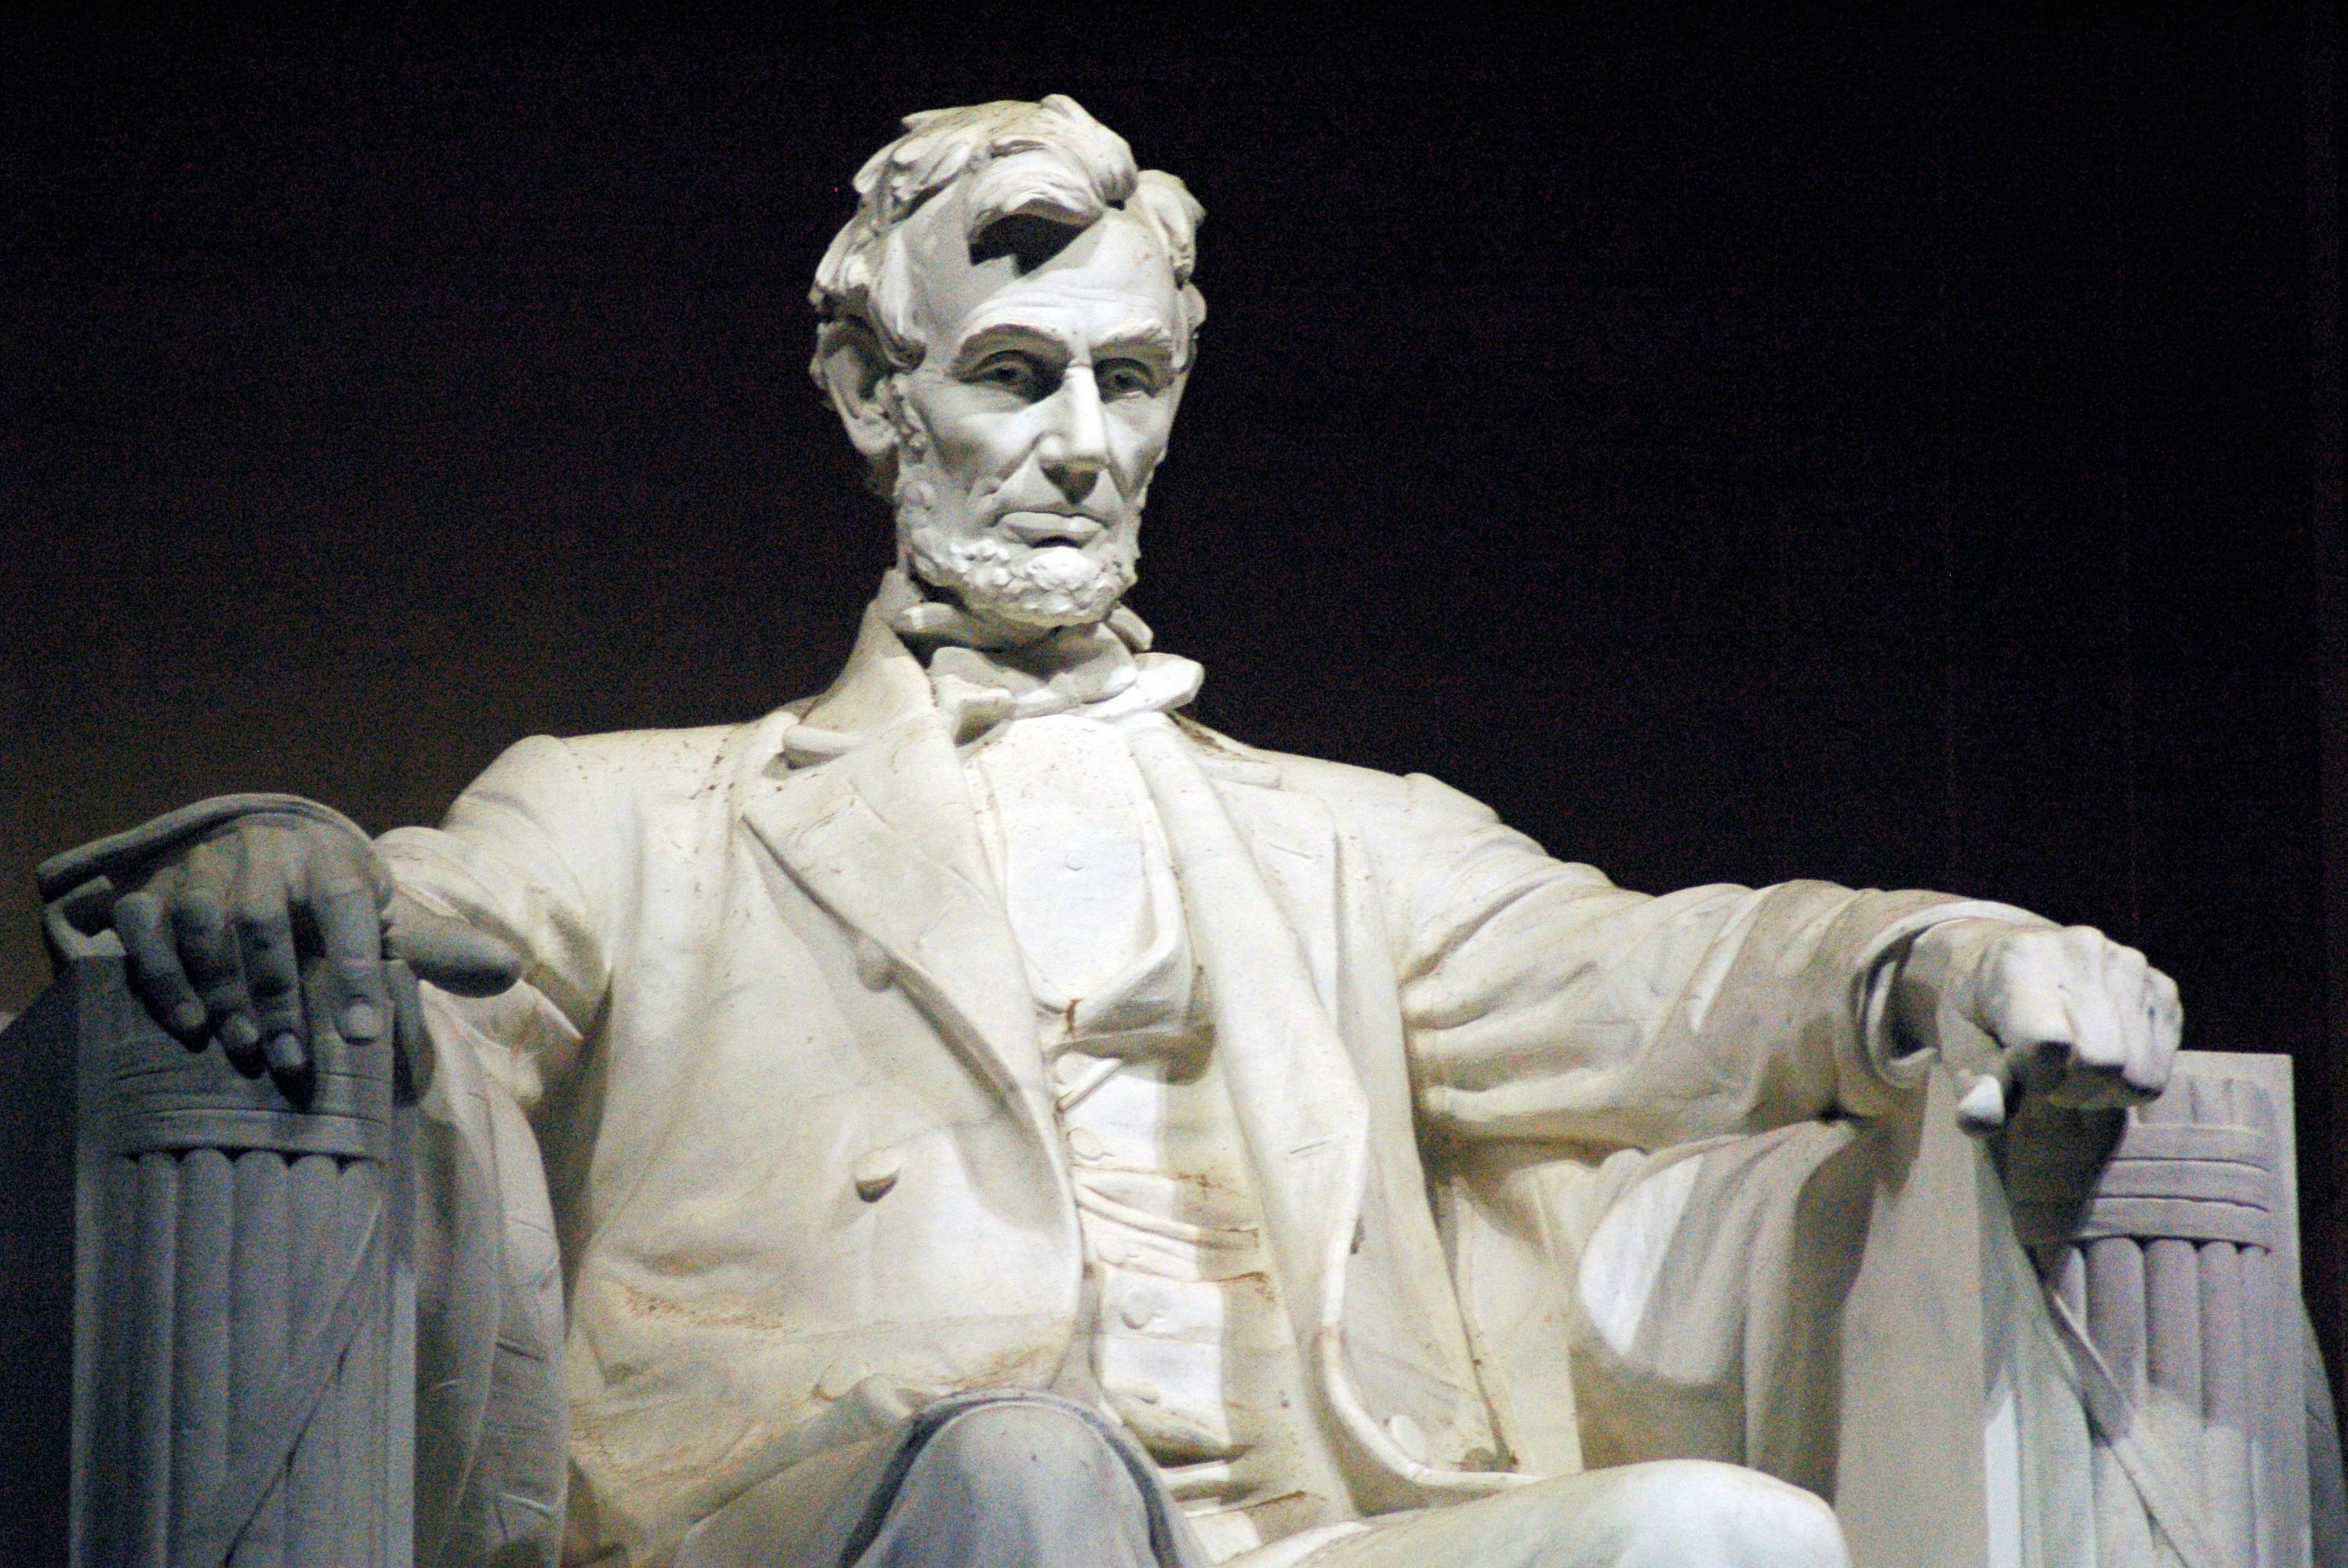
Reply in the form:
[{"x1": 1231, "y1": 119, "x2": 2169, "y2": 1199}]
[
  {"x1": 1206, "y1": 767, "x2": 1347, "y2": 1017},
  {"x1": 1119, "y1": 714, "x2": 1369, "y2": 1339},
  {"x1": 740, "y1": 613, "x2": 1050, "y2": 1123},
  {"x1": 1129, "y1": 715, "x2": 1519, "y2": 1502}
]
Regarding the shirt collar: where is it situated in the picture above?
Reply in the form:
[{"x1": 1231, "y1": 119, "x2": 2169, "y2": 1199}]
[{"x1": 782, "y1": 572, "x2": 1203, "y2": 767}]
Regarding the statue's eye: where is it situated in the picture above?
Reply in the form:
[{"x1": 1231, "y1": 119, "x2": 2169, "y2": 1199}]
[
  {"x1": 970, "y1": 354, "x2": 1046, "y2": 398},
  {"x1": 1096, "y1": 360, "x2": 1161, "y2": 400}
]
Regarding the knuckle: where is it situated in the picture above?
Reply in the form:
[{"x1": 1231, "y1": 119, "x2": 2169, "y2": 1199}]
[
  {"x1": 328, "y1": 954, "x2": 382, "y2": 989},
  {"x1": 2073, "y1": 1032, "x2": 2126, "y2": 1067},
  {"x1": 197, "y1": 980, "x2": 248, "y2": 1012},
  {"x1": 309, "y1": 855, "x2": 368, "y2": 898},
  {"x1": 172, "y1": 893, "x2": 229, "y2": 942},
  {"x1": 249, "y1": 993, "x2": 301, "y2": 1025},
  {"x1": 240, "y1": 946, "x2": 295, "y2": 992},
  {"x1": 242, "y1": 952, "x2": 293, "y2": 989},
  {"x1": 114, "y1": 890, "x2": 165, "y2": 930}
]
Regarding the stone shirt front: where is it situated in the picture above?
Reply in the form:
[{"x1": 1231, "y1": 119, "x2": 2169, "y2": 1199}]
[{"x1": 961, "y1": 710, "x2": 1350, "y2": 1563}]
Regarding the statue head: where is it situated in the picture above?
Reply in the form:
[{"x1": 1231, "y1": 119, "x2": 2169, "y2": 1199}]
[{"x1": 811, "y1": 96, "x2": 1206, "y2": 638}]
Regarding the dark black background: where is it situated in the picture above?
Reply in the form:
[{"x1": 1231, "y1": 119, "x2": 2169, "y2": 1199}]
[{"x1": 5, "y1": 0, "x2": 2343, "y2": 1463}]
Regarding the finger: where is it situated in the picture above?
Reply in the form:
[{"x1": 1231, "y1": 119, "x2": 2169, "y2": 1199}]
[
  {"x1": 115, "y1": 888, "x2": 208, "y2": 1040},
  {"x1": 2075, "y1": 942, "x2": 2149, "y2": 1073},
  {"x1": 386, "y1": 898, "x2": 522, "y2": 997},
  {"x1": 306, "y1": 840, "x2": 388, "y2": 1043},
  {"x1": 1978, "y1": 945, "x2": 2079, "y2": 1087},
  {"x1": 2077, "y1": 942, "x2": 2168, "y2": 1100},
  {"x1": 2130, "y1": 969, "x2": 2185, "y2": 1096},
  {"x1": 232, "y1": 843, "x2": 306, "y2": 1076},
  {"x1": 173, "y1": 840, "x2": 261, "y2": 1068},
  {"x1": 2062, "y1": 967, "x2": 2133, "y2": 1080},
  {"x1": 2151, "y1": 970, "x2": 2183, "y2": 1042},
  {"x1": 270, "y1": 956, "x2": 346, "y2": 1106},
  {"x1": 2043, "y1": 940, "x2": 2158, "y2": 1108},
  {"x1": 2046, "y1": 1019, "x2": 2150, "y2": 1107}
]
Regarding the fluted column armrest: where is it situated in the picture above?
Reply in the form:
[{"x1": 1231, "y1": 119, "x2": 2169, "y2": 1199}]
[{"x1": 56, "y1": 954, "x2": 416, "y2": 1568}]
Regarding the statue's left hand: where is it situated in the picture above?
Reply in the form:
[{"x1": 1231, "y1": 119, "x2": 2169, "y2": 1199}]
[{"x1": 1892, "y1": 919, "x2": 2183, "y2": 1136}]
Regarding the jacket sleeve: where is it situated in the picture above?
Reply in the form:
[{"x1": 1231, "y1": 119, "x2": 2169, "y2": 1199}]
[
  {"x1": 375, "y1": 732, "x2": 615, "y2": 1115},
  {"x1": 1377, "y1": 771, "x2": 2043, "y2": 1150},
  {"x1": 373, "y1": 736, "x2": 610, "y2": 1566}
]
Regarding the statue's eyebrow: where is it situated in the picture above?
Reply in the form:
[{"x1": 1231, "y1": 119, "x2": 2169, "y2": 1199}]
[
  {"x1": 1090, "y1": 325, "x2": 1177, "y2": 366},
  {"x1": 947, "y1": 319, "x2": 1176, "y2": 379},
  {"x1": 949, "y1": 323, "x2": 1070, "y2": 377}
]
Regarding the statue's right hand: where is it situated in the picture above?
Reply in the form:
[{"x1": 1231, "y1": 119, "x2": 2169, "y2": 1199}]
[{"x1": 105, "y1": 815, "x2": 517, "y2": 1084}]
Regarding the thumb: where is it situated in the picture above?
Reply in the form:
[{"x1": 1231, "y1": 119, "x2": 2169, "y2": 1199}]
[{"x1": 383, "y1": 894, "x2": 523, "y2": 997}]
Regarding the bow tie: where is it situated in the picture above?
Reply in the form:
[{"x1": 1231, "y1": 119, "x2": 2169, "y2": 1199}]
[{"x1": 782, "y1": 572, "x2": 1205, "y2": 768}]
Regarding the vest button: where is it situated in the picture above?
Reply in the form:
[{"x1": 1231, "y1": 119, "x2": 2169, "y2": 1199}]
[
  {"x1": 1118, "y1": 1284, "x2": 1163, "y2": 1330},
  {"x1": 852, "y1": 935, "x2": 893, "y2": 990},
  {"x1": 853, "y1": 1148, "x2": 902, "y2": 1202}
]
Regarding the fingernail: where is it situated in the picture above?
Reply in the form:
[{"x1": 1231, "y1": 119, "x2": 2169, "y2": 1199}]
[
  {"x1": 264, "y1": 1033, "x2": 305, "y2": 1075},
  {"x1": 340, "y1": 1000, "x2": 382, "y2": 1040},
  {"x1": 221, "y1": 1016, "x2": 260, "y2": 1051},
  {"x1": 170, "y1": 1000, "x2": 207, "y2": 1033}
]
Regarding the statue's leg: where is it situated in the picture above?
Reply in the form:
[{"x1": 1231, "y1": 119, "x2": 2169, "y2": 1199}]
[
  {"x1": 1294, "y1": 1461, "x2": 1848, "y2": 1568},
  {"x1": 677, "y1": 1390, "x2": 1212, "y2": 1568},
  {"x1": 844, "y1": 1399, "x2": 1170, "y2": 1568}
]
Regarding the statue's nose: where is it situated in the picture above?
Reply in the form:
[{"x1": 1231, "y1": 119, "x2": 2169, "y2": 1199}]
[
  {"x1": 1039, "y1": 369, "x2": 1109, "y2": 506},
  {"x1": 1042, "y1": 454, "x2": 1105, "y2": 506}
]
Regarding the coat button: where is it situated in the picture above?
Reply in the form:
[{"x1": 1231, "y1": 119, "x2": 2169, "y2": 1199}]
[
  {"x1": 852, "y1": 935, "x2": 893, "y2": 991},
  {"x1": 853, "y1": 1147, "x2": 902, "y2": 1202},
  {"x1": 815, "y1": 1357, "x2": 868, "y2": 1400}
]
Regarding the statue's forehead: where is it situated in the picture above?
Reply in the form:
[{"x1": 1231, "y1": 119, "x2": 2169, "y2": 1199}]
[{"x1": 896, "y1": 191, "x2": 1183, "y2": 349}]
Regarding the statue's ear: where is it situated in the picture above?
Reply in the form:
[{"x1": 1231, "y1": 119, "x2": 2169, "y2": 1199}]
[{"x1": 814, "y1": 318, "x2": 900, "y2": 484}]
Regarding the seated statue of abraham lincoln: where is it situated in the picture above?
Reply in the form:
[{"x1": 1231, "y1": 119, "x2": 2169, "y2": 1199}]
[{"x1": 71, "y1": 95, "x2": 2183, "y2": 1568}]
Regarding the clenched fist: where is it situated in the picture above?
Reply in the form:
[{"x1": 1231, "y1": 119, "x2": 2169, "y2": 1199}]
[{"x1": 1893, "y1": 919, "x2": 2183, "y2": 1134}]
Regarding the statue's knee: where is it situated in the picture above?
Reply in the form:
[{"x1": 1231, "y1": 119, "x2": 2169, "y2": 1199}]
[
  {"x1": 1575, "y1": 1462, "x2": 1849, "y2": 1568},
  {"x1": 911, "y1": 1400, "x2": 1132, "y2": 1517}
]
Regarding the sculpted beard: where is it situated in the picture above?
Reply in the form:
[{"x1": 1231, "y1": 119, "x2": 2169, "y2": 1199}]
[{"x1": 895, "y1": 451, "x2": 1141, "y2": 630}]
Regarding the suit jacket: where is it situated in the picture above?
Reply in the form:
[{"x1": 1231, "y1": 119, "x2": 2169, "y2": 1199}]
[{"x1": 381, "y1": 600, "x2": 2008, "y2": 1567}]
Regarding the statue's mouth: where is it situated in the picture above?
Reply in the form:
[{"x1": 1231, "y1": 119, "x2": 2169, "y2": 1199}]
[{"x1": 997, "y1": 510, "x2": 1105, "y2": 547}]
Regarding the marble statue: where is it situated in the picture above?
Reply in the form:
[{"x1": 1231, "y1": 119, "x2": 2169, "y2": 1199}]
[{"x1": 49, "y1": 96, "x2": 2202, "y2": 1568}]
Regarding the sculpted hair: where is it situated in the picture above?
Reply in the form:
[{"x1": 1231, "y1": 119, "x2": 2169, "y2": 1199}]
[{"x1": 810, "y1": 95, "x2": 1207, "y2": 379}]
